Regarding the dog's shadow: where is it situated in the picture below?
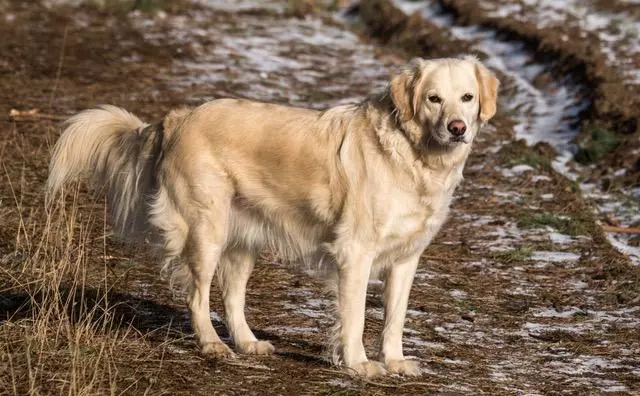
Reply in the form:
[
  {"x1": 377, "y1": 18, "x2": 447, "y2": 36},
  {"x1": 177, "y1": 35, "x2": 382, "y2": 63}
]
[
  {"x1": 254, "y1": 329, "x2": 328, "y2": 366},
  {"x1": 0, "y1": 285, "x2": 329, "y2": 367}
]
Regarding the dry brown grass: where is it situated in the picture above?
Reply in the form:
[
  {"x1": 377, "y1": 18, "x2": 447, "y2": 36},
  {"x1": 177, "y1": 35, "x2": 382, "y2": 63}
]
[{"x1": 0, "y1": 186, "x2": 163, "y2": 395}]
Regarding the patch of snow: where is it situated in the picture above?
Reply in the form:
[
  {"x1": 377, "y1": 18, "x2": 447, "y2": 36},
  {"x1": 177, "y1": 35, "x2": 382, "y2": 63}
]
[
  {"x1": 197, "y1": 0, "x2": 285, "y2": 13},
  {"x1": 501, "y1": 164, "x2": 535, "y2": 177},
  {"x1": 443, "y1": 358, "x2": 468, "y2": 365},
  {"x1": 265, "y1": 326, "x2": 319, "y2": 334},
  {"x1": 531, "y1": 307, "x2": 585, "y2": 318},
  {"x1": 566, "y1": 279, "x2": 588, "y2": 291},
  {"x1": 549, "y1": 232, "x2": 573, "y2": 245},
  {"x1": 531, "y1": 175, "x2": 551, "y2": 182},
  {"x1": 493, "y1": 190, "x2": 521, "y2": 200},
  {"x1": 604, "y1": 234, "x2": 640, "y2": 265},
  {"x1": 327, "y1": 378, "x2": 353, "y2": 388},
  {"x1": 405, "y1": 338, "x2": 446, "y2": 349},
  {"x1": 209, "y1": 311, "x2": 223, "y2": 322},
  {"x1": 366, "y1": 308, "x2": 384, "y2": 320},
  {"x1": 129, "y1": 6, "x2": 390, "y2": 108},
  {"x1": 482, "y1": 221, "x2": 547, "y2": 252},
  {"x1": 540, "y1": 193, "x2": 554, "y2": 200},
  {"x1": 296, "y1": 308, "x2": 325, "y2": 318},
  {"x1": 530, "y1": 251, "x2": 580, "y2": 262}
]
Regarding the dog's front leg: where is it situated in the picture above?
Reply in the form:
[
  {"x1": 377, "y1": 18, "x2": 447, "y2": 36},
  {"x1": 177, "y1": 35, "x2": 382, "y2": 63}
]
[
  {"x1": 379, "y1": 253, "x2": 420, "y2": 375},
  {"x1": 334, "y1": 250, "x2": 385, "y2": 377}
]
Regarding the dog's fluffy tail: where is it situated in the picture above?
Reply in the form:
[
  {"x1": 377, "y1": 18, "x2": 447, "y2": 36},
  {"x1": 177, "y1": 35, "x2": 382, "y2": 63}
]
[{"x1": 47, "y1": 105, "x2": 163, "y2": 236}]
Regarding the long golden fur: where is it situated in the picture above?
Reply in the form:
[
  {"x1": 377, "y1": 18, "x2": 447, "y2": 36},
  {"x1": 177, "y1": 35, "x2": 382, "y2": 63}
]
[{"x1": 47, "y1": 56, "x2": 499, "y2": 377}]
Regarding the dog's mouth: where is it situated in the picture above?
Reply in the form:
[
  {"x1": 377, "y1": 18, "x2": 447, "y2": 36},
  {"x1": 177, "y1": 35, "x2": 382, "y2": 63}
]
[
  {"x1": 422, "y1": 124, "x2": 470, "y2": 148},
  {"x1": 450, "y1": 135, "x2": 468, "y2": 144},
  {"x1": 432, "y1": 130, "x2": 468, "y2": 146}
]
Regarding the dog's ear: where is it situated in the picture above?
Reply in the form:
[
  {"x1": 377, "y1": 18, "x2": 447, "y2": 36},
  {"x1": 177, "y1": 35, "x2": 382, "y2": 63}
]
[
  {"x1": 389, "y1": 58, "x2": 426, "y2": 122},
  {"x1": 468, "y1": 56, "x2": 500, "y2": 122}
]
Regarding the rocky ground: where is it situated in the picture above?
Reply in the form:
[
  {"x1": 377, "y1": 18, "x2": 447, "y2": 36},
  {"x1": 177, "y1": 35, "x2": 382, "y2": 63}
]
[{"x1": 0, "y1": 0, "x2": 638, "y2": 395}]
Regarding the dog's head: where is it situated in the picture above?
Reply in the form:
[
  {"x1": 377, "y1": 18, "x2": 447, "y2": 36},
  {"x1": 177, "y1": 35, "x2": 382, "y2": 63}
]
[{"x1": 388, "y1": 56, "x2": 499, "y2": 149}]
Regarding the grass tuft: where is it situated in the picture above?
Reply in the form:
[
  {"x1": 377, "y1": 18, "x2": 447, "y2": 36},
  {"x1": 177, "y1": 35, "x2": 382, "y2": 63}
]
[
  {"x1": 509, "y1": 153, "x2": 552, "y2": 171},
  {"x1": 82, "y1": 0, "x2": 166, "y2": 13},
  {"x1": 0, "y1": 186, "x2": 163, "y2": 395},
  {"x1": 517, "y1": 212, "x2": 590, "y2": 236},
  {"x1": 574, "y1": 127, "x2": 619, "y2": 164},
  {"x1": 492, "y1": 245, "x2": 533, "y2": 263}
]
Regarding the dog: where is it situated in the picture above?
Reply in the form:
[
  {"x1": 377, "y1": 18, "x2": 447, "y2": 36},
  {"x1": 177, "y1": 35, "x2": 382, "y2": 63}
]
[{"x1": 47, "y1": 56, "x2": 499, "y2": 377}]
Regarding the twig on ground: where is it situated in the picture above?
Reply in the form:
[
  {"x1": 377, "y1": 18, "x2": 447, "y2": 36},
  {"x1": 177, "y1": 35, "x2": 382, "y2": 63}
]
[
  {"x1": 9, "y1": 109, "x2": 67, "y2": 121},
  {"x1": 602, "y1": 225, "x2": 640, "y2": 234}
]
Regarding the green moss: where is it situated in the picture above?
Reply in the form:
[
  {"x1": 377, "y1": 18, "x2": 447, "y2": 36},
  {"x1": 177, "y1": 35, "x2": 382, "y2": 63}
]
[
  {"x1": 510, "y1": 153, "x2": 552, "y2": 171},
  {"x1": 132, "y1": 0, "x2": 165, "y2": 12},
  {"x1": 498, "y1": 141, "x2": 553, "y2": 171},
  {"x1": 85, "y1": 0, "x2": 166, "y2": 13},
  {"x1": 575, "y1": 127, "x2": 619, "y2": 164},
  {"x1": 517, "y1": 212, "x2": 590, "y2": 236},
  {"x1": 492, "y1": 245, "x2": 533, "y2": 263},
  {"x1": 518, "y1": 212, "x2": 567, "y2": 230},
  {"x1": 572, "y1": 310, "x2": 589, "y2": 319}
]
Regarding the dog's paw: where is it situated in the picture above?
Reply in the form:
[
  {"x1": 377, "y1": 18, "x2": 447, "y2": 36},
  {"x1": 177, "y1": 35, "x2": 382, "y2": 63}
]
[
  {"x1": 237, "y1": 340, "x2": 275, "y2": 355},
  {"x1": 201, "y1": 342, "x2": 235, "y2": 359},
  {"x1": 348, "y1": 361, "x2": 387, "y2": 378},
  {"x1": 385, "y1": 359, "x2": 420, "y2": 376}
]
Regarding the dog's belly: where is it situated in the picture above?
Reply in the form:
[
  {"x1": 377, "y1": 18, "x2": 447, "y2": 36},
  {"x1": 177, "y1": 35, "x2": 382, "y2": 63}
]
[{"x1": 228, "y1": 204, "x2": 327, "y2": 261}]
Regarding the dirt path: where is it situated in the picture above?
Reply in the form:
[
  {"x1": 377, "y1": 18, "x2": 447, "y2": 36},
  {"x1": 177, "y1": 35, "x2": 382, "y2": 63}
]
[
  {"x1": 438, "y1": 0, "x2": 640, "y2": 188},
  {"x1": 1, "y1": 0, "x2": 639, "y2": 395}
]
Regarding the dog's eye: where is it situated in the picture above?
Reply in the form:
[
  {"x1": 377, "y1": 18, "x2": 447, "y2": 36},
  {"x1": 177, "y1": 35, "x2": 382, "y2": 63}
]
[
  {"x1": 462, "y1": 93, "x2": 474, "y2": 102},
  {"x1": 428, "y1": 95, "x2": 442, "y2": 104}
]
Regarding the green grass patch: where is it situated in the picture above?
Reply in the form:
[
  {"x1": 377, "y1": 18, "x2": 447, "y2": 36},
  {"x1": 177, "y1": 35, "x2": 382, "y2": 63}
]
[
  {"x1": 84, "y1": 0, "x2": 166, "y2": 13},
  {"x1": 509, "y1": 153, "x2": 552, "y2": 171},
  {"x1": 492, "y1": 245, "x2": 533, "y2": 263},
  {"x1": 517, "y1": 212, "x2": 589, "y2": 236},
  {"x1": 574, "y1": 127, "x2": 619, "y2": 164},
  {"x1": 518, "y1": 212, "x2": 568, "y2": 230},
  {"x1": 456, "y1": 300, "x2": 478, "y2": 313},
  {"x1": 498, "y1": 141, "x2": 553, "y2": 171},
  {"x1": 572, "y1": 310, "x2": 589, "y2": 319},
  {"x1": 132, "y1": 0, "x2": 165, "y2": 12}
]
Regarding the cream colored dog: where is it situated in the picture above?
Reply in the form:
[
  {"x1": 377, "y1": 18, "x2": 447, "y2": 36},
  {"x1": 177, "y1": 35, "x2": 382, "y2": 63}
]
[{"x1": 47, "y1": 56, "x2": 498, "y2": 377}]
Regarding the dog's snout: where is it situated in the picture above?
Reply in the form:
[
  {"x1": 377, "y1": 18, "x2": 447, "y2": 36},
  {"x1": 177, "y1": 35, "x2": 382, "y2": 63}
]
[{"x1": 447, "y1": 120, "x2": 466, "y2": 136}]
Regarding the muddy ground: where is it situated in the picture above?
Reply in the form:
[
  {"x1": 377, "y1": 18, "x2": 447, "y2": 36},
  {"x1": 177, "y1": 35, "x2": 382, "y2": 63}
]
[{"x1": 0, "y1": 0, "x2": 639, "y2": 395}]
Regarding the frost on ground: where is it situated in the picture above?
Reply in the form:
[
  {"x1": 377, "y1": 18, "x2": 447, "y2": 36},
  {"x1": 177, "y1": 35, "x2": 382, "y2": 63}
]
[
  {"x1": 122, "y1": 2, "x2": 638, "y2": 392},
  {"x1": 583, "y1": 183, "x2": 640, "y2": 264},
  {"x1": 393, "y1": 0, "x2": 639, "y2": 267},
  {"x1": 394, "y1": 0, "x2": 640, "y2": 267},
  {"x1": 127, "y1": 4, "x2": 393, "y2": 108},
  {"x1": 473, "y1": 0, "x2": 640, "y2": 84},
  {"x1": 1, "y1": 0, "x2": 639, "y2": 394}
]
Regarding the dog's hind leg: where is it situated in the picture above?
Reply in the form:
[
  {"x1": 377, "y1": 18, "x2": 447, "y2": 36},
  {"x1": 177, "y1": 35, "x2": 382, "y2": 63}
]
[
  {"x1": 218, "y1": 248, "x2": 275, "y2": 355},
  {"x1": 186, "y1": 208, "x2": 234, "y2": 358}
]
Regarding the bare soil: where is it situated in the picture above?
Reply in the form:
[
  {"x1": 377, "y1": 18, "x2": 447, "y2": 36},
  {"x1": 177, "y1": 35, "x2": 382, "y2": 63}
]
[{"x1": 1, "y1": 0, "x2": 638, "y2": 395}]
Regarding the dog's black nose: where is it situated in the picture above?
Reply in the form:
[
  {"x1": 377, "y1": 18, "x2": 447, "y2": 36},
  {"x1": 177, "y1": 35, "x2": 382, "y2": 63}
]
[{"x1": 447, "y1": 120, "x2": 467, "y2": 136}]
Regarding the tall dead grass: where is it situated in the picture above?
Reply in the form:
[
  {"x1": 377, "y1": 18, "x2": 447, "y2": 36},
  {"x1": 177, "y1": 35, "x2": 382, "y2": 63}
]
[{"x1": 0, "y1": 182, "x2": 159, "y2": 395}]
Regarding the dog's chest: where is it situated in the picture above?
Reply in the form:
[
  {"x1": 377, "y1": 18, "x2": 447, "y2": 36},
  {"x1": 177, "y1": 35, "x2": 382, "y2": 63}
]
[{"x1": 375, "y1": 167, "x2": 462, "y2": 260}]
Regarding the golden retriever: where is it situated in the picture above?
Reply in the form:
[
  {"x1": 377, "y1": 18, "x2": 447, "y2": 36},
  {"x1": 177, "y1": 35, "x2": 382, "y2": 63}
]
[{"x1": 47, "y1": 56, "x2": 498, "y2": 377}]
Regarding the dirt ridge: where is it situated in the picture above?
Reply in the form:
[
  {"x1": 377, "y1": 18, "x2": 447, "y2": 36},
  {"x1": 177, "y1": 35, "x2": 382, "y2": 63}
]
[{"x1": 437, "y1": 0, "x2": 639, "y2": 187}]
